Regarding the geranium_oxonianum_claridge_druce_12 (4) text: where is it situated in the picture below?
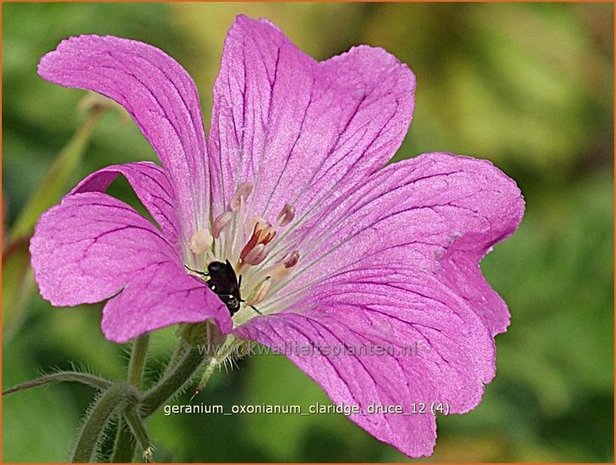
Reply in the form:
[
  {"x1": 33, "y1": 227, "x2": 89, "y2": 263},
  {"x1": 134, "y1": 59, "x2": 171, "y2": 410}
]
[{"x1": 29, "y1": 15, "x2": 524, "y2": 458}]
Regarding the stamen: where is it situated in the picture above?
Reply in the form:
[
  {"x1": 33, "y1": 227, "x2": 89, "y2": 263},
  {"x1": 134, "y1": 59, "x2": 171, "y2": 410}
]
[
  {"x1": 196, "y1": 181, "x2": 301, "y2": 320},
  {"x1": 239, "y1": 222, "x2": 276, "y2": 263},
  {"x1": 284, "y1": 250, "x2": 300, "y2": 268},
  {"x1": 245, "y1": 215, "x2": 266, "y2": 235},
  {"x1": 259, "y1": 227, "x2": 276, "y2": 244},
  {"x1": 243, "y1": 243, "x2": 269, "y2": 266},
  {"x1": 247, "y1": 277, "x2": 272, "y2": 306},
  {"x1": 270, "y1": 250, "x2": 300, "y2": 280},
  {"x1": 189, "y1": 230, "x2": 213, "y2": 255},
  {"x1": 275, "y1": 203, "x2": 295, "y2": 227},
  {"x1": 212, "y1": 211, "x2": 233, "y2": 238},
  {"x1": 230, "y1": 182, "x2": 253, "y2": 210}
]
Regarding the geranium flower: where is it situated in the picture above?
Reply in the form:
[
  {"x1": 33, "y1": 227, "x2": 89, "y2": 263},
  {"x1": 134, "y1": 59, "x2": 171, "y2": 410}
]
[{"x1": 31, "y1": 15, "x2": 524, "y2": 457}]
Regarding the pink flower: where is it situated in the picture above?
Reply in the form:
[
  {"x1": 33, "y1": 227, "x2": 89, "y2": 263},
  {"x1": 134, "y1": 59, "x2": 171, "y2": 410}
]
[{"x1": 31, "y1": 15, "x2": 524, "y2": 457}]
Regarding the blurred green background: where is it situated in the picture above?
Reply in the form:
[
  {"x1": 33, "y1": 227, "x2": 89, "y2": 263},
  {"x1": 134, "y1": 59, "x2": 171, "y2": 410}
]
[{"x1": 2, "y1": 2, "x2": 613, "y2": 462}]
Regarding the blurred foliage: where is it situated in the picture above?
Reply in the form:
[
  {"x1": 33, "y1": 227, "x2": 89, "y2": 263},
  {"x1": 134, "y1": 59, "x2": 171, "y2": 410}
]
[{"x1": 2, "y1": 2, "x2": 613, "y2": 463}]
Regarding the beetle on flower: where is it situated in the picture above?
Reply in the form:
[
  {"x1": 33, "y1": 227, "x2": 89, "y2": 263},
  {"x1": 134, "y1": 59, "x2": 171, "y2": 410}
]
[{"x1": 30, "y1": 15, "x2": 524, "y2": 457}]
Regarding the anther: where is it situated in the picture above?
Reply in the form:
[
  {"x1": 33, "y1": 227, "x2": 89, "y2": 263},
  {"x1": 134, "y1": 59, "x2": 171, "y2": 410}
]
[
  {"x1": 275, "y1": 203, "x2": 295, "y2": 227},
  {"x1": 212, "y1": 211, "x2": 233, "y2": 238},
  {"x1": 270, "y1": 250, "x2": 300, "y2": 280},
  {"x1": 189, "y1": 230, "x2": 213, "y2": 255},
  {"x1": 240, "y1": 222, "x2": 276, "y2": 263},
  {"x1": 284, "y1": 250, "x2": 300, "y2": 268},
  {"x1": 243, "y1": 243, "x2": 269, "y2": 266},
  {"x1": 245, "y1": 215, "x2": 266, "y2": 235},
  {"x1": 230, "y1": 182, "x2": 253, "y2": 210}
]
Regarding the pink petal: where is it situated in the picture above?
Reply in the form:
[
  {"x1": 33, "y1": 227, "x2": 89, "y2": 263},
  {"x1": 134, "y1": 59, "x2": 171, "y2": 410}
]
[
  {"x1": 72, "y1": 161, "x2": 180, "y2": 244},
  {"x1": 236, "y1": 266, "x2": 495, "y2": 457},
  {"x1": 209, "y1": 15, "x2": 415, "y2": 223},
  {"x1": 101, "y1": 260, "x2": 231, "y2": 343},
  {"x1": 237, "y1": 276, "x2": 466, "y2": 456},
  {"x1": 38, "y1": 35, "x2": 209, "y2": 241},
  {"x1": 30, "y1": 192, "x2": 231, "y2": 342},
  {"x1": 236, "y1": 153, "x2": 523, "y2": 456},
  {"x1": 283, "y1": 152, "x2": 525, "y2": 335}
]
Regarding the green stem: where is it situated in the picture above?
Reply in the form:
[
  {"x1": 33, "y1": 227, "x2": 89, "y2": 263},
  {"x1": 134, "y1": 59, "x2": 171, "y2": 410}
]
[
  {"x1": 111, "y1": 334, "x2": 150, "y2": 462},
  {"x1": 140, "y1": 345, "x2": 204, "y2": 418},
  {"x1": 70, "y1": 383, "x2": 138, "y2": 463},
  {"x1": 127, "y1": 334, "x2": 150, "y2": 387},
  {"x1": 3, "y1": 371, "x2": 112, "y2": 395},
  {"x1": 4, "y1": 103, "x2": 107, "y2": 343},
  {"x1": 124, "y1": 406, "x2": 153, "y2": 461},
  {"x1": 162, "y1": 337, "x2": 190, "y2": 377},
  {"x1": 194, "y1": 336, "x2": 235, "y2": 394},
  {"x1": 110, "y1": 419, "x2": 135, "y2": 463}
]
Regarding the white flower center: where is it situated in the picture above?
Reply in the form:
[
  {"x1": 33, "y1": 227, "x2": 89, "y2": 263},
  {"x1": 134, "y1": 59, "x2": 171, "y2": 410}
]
[{"x1": 186, "y1": 182, "x2": 300, "y2": 326}]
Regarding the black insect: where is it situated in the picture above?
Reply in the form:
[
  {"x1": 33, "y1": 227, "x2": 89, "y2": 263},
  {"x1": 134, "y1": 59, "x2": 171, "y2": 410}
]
[
  {"x1": 185, "y1": 260, "x2": 242, "y2": 315},
  {"x1": 206, "y1": 260, "x2": 244, "y2": 315},
  {"x1": 186, "y1": 260, "x2": 261, "y2": 316}
]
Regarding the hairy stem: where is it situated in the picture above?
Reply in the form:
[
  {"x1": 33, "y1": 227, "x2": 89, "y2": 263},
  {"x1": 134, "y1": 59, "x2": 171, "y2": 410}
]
[
  {"x1": 3, "y1": 371, "x2": 112, "y2": 395},
  {"x1": 111, "y1": 334, "x2": 150, "y2": 462},
  {"x1": 162, "y1": 337, "x2": 190, "y2": 377},
  {"x1": 194, "y1": 335, "x2": 235, "y2": 395},
  {"x1": 70, "y1": 383, "x2": 138, "y2": 463},
  {"x1": 110, "y1": 419, "x2": 135, "y2": 463},
  {"x1": 124, "y1": 406, "x2": 153, "y2": 461},
  {"x1": 140, "y1": 345, "x2": 204, "y2": 418},
  {"x1": 127, "y1": 334, "x2": 150, "y2": 388}
]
